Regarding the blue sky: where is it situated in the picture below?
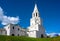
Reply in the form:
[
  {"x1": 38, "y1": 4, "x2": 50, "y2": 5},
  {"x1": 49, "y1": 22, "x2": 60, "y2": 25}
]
[{"x1": 0, "y1": 0, "x2": 60, "y2": 33}]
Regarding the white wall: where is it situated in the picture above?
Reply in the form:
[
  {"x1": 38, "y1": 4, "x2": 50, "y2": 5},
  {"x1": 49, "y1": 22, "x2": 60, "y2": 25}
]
[
  {"x1": 4, "y1": 24, "x2": 26, "y2": 36},
  {"x1": 4, "y1": 24, "x2": 10, "y2": 36}
]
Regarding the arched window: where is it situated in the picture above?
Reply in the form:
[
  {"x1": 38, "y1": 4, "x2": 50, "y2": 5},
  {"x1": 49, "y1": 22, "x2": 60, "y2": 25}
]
[
  {"x1": 13, "y1": 26, "x2": 14, "y2": 29},
  {"x1": 18, "y1": 28, "x2": 19, "y2": 31},
  {"x1": 36, "y1": 13, "x2": 37, "y2": 17},
  {"x1": 18, "y1": 34, "x2": 19, "y2": 36},
  {"x1": 12, "y1": 34, "x2": 14, "y2": 36},
  {"x1": 41, "y1": 34, "x2": 44, "y2": 38}
]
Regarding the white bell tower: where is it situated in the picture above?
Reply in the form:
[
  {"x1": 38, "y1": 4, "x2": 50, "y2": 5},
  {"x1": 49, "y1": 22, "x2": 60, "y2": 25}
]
[
  {"x1": 30, "y1": 4, "x2": 41, "y2": 26},
  {"x1": 27, "y1": 4, "x2": 47, "y2": 38}
]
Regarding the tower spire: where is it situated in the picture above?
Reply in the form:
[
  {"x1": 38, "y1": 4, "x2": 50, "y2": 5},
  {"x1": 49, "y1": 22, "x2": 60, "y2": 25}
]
[
  {"x1": 34, "y1": 3, "x2": 38, "y2": 11},
  {"x1": 32, "y1": 3, "x2": 39, "y2": 17}
]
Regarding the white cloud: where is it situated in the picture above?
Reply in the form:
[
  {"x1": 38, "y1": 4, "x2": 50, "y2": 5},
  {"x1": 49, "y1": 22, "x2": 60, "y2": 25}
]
[
  {"x1": 46, "y1": 32, "x2": 60, "y2": 37},
  {"x1": 46, "y1": 33, "x2": 49, "y2": 36},
  {"x1": 0, "y1": 7, "x2": 20, "y2": 25},
  {"x1": 58, "y1": 33, "x2": 60, "y2": 36},
  {"x1": 0, "y1": 7, "x2": 4, "y2": 21}
]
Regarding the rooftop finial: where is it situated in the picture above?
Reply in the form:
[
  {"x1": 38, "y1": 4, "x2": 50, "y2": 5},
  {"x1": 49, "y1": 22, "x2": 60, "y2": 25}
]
[
  {"x1": 35, "y1": 3, "x2": 37, "y2": 10},
  {"x1": 33, "y1": 3, "x2": 38, "y2": 12}
]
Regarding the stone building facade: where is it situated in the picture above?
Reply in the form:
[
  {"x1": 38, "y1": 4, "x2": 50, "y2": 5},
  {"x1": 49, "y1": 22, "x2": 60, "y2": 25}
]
[
  {"x1": 27, "y1": 4, "x2": 46, "y2": 38},
  {"x1": 0, "y1": 4, "x2": 46, "y2": 38},
  {"x1": 0, "y1": 24, "x2": 27, "y2": 36}
]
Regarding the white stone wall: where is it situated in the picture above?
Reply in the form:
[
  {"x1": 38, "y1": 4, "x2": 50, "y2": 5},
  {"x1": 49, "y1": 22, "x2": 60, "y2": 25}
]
[
  {"x1": 4, "y1": 24, "x2": 10, "y2": 36},
  {"x1": 10, "y1": 25, "x2": 25, "y2": 36},
  {"x1": 2, "y1": 30, "x2": 6, "y2": 35},
  {"x1": 0, "y1": 28, "x2": 6, "y2": 35},
  {"x1": 27, "y1": 31, "x2": 36, "y2": 38},
  {"x1": 27, "y1": 24, "x2": 47, "y2": 38},
  {"x1": 30, "y1": 17, "x2": 42, "y2": 26},
  {"x1": 4, "y1": 24, "x2": 26, "y2": 36}
]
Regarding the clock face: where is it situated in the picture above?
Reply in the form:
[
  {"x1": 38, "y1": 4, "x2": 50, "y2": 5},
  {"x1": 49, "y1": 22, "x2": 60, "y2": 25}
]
[{"x1": 35, "y1": 18, "x2": 40, "y2": 24}]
